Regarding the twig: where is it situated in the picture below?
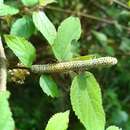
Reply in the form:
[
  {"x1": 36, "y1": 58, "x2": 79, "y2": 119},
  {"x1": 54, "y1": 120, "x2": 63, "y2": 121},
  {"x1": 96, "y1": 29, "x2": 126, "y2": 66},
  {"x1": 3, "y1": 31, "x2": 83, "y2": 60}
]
[
  {"x1": 113, "y1": 0, "x2": 130, "y2": 10},
  {"x1": 0, "y1": 37, "x2": 7, "y2": 91},
  {"x1": 45, "y1": 6, "x2": 130, "y2": 31},
  {"x1": 0, "y1": 4, "x2": 130, "y2": 31},
  {"x1": 90, "y1": 0, "x2": 109, "y2": 15},
  {"x1": 45, "y1": 6, "x2": 115, "y2": 24}
]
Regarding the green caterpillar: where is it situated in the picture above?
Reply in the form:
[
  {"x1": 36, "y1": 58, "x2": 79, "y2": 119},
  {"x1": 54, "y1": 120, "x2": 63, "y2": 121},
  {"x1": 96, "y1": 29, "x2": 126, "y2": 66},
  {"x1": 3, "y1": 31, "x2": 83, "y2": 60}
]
[{"x1": 30, "y1": 57, "x2": 118, "y2": 73}]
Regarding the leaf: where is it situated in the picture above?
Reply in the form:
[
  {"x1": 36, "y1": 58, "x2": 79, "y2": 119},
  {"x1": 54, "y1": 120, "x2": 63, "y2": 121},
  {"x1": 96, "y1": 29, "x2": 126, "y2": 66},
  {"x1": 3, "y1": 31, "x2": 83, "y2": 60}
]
[
  {"x1": 70, "y1": 72, "x2": 105, "y2": 130},
  {"x1": 126, "y1": 120, "x2": 130, "y2": 130},
  {"x1": 0, "y1": 91, "x2": 15, "y2": 130},
  {"x1": 128, "y1": 0, "x2": 130, "y2": 7},
  {"x1": 21, "y1": 0, "x2": 38, "y2": 7},
  {"x1": 70, "y1": 39, "x2": 80, "y2": 58},
  {"x1": 45, "y1": 111, "x2": 70, "y2": 130},
  {"x1": 0, "y1": 4, "x2": 19, "y2": 16},
  {"x1": 106, "y1": 126, "x2": 122, "y2": 130},
  {"x1": 92, "y1": 31, "x2": 108, "y2": 47},
  {"x1": 39, "y1": 75, "x2": 60, "y2": 98},
  {"x1": 114, "y1": 22, "x2": 122, "y2": 32},
  {"x1": 33, "y1": 11, "x2": 57, "y2": 45},
  {"x1": 118, "y1": 11, "x2": 130, "y2": 24},
  {"x1": 39, "y1": 0, "x2": 56, "y2": 6},
  {"x1": 4, "y1": 35, "x2": 36, "y2": 67},
  {"x1": 111, "y1": 110, "x2": 128, "y2": 124},
  {"x1": 119, "y1": 38, "x2": 130, "y2": 53},
  {"x1": 105, "y1": 46, "x2": 115, "y2": 56},
  {"x1": 72, "y1": 54, "x2": 97, "y2": 61},
  {"x1": 10, "y1": 16, "x2": 35, "y2": 39},
  {"x1": 52, "y1": 16, "x2": 81, "y2": 61}
]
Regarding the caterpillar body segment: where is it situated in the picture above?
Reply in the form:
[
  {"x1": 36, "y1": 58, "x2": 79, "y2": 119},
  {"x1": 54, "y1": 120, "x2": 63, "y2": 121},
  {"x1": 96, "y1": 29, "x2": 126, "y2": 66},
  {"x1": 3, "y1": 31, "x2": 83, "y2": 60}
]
[{"x1": 30, "y1": 57, "x2": 118, "y2": 74}]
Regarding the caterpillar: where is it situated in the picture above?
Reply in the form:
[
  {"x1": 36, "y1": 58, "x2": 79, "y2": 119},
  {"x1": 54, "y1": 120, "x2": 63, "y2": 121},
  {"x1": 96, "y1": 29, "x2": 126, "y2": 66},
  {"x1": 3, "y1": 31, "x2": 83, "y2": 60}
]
[
  {"x1": 8, "y1": 57, "x2": 117, "y2": 84},
  {"x1": 30, "y1": 57, "x2": 118, "y2": 74}
]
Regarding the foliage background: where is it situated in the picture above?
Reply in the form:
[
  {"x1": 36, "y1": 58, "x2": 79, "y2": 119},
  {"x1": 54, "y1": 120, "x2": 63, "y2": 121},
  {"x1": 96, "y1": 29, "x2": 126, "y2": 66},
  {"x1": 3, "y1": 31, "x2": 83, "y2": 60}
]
[{"x1": 1, "y1": 0, "x2": 130, "y2": 130}]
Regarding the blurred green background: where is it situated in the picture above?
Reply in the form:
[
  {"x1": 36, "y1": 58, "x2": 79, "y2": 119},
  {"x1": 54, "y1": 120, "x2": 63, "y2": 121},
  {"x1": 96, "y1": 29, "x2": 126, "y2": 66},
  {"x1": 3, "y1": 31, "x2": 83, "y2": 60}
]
[{"x1": 1, "y1": 0, "x2": 130, "y2": 130}]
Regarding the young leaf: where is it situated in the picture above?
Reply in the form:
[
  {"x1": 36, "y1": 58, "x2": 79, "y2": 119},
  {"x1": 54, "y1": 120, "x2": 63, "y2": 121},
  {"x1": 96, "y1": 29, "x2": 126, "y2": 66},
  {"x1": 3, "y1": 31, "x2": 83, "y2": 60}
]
[
  {"x1": 4, "y1": 35, "x2": 36, "y2": 67},
  {"x1": 39, "y1": 0, "x2": 56, "y2": 6},
  {"x1": 21, "y1": 0, "x2": 38, "y2": 7},
  {"x1": 39, "y1": 75, "x2": 60, "y2": 98},
  {"x1": 45, "y1": 111, "x2": 70, "y2": 130},
  {"x1": 0, "y1": 91, "x2": 15, "y2": 130},
  {"x1": 52, "y1": 16, "x2": 81, "y2": 61},
  {"x1": 72, "y1": 54, "x2": 97, "y2": 61},
  {"x1": 11, "y1": 16, "x2": 35, "y2": 39},
  {"x1": 0, "y1": 4, "x2": 19, "y2": 16},
  {"x1": 128, "y1": 0, "x2": 130, "y2": 7},
  {"x1": 33, "y1": 11, "x2": 57, "y2": 45},
  {"x1": 70, "y1": 72, "x2": 105, "y2": 130},
  {"x1": 106, "y1": 126, "x2": 122, "y2": 130}
]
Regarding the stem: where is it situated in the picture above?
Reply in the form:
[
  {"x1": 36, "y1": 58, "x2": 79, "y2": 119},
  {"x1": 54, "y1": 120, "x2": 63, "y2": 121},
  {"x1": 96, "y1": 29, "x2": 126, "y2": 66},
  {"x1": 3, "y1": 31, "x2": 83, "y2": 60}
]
[
  {"x1": 0, "y1": 4, "x2": 130, "y2": 30},
  {"x1": 0, "y1": 37, "x2": 7, "y2": 91},
  {"x1": 45, "y1": 6, "x2": 115, "y2": 24},
  {"x1": 113, "y1": 0, "x2": 130, "y2": 10},
  {"x1": 45, "y1": 6, "x2": 130, "y2": 31}
]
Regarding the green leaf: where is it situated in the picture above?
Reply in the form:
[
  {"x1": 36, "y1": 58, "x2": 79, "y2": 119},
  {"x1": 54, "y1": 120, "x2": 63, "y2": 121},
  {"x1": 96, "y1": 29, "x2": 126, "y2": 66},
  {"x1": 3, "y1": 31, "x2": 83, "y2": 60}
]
[
  {"x1": 120, "y1": 38, "x2": 130, "y2": 53},
  {"x1": 111, "y1": 110, "x2": 128, "y2": 124},
  {"x1": 70, "y1": 72, "x2": 105, "y2": 130},
  {"x1": 39, "y1": 0, "x2": 56, "y2": 6},
  {"x1": 0, "y1": 91, "x2": 15, "y2": 130},
  {"x1": 4, "y1": 35, "x2": 36, "y2": 67},
  {"x1": 128, "y1": 0, "x2": 130, "y2": 7},
  {"x1": 45, "y1": 111, "x2": 70, "y2": 130},
  {"x1": 92, "y1": 31, "x2": 108, "y2": 47},
  {"x1": 0, "y1": 4, "x2": 19, "y2": 16},
  {"x1": 33, "y1": 11, "x2": 57, "y2": 45},
  {"x1": 118, "y1": 11, "x2": 130, "y2": 24},
  {"x1": 72, "y1": 54, "x2": 97, "y2": 61},
  {"x1": 10, "y1": 16, "x2": 35, "y2": 39},
  {"x1": 52, "y1": 16, "x2": 81, "y2": 61},
  {"x1": 106, "y1": 126, "x2": 122, "y2": 130},
  {"x1": 21, "y1": 0, "x2": 38, "y2": 7},
  {"x1": 39, "y1": 75, "x2": 60, "y2": 98},
  {"x1": 105, "y1": 46, "x2": 115, "y2": 56}
]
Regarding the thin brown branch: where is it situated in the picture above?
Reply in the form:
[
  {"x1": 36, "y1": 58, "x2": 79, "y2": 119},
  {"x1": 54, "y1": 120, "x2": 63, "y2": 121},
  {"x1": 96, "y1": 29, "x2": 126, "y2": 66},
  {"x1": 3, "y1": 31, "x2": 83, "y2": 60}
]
[
  {"x1": 0, "y1": 4, "x2": 130, "y2": 31},
  {"x1": 0, "y1": 37, "x2": 7, "y2": 91},
  {"x1": 113, "y1": 0, "x2": 130, "y2": 10},
  {"x1": 45, "y1": 6, "x2": 130, "y2": 31},
  {"x1": 90, "y1": 0, "x2": 109, "y2": 15},
  {"x1": 45, "y1": 6, "x2": 115, "y2": 24}
]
